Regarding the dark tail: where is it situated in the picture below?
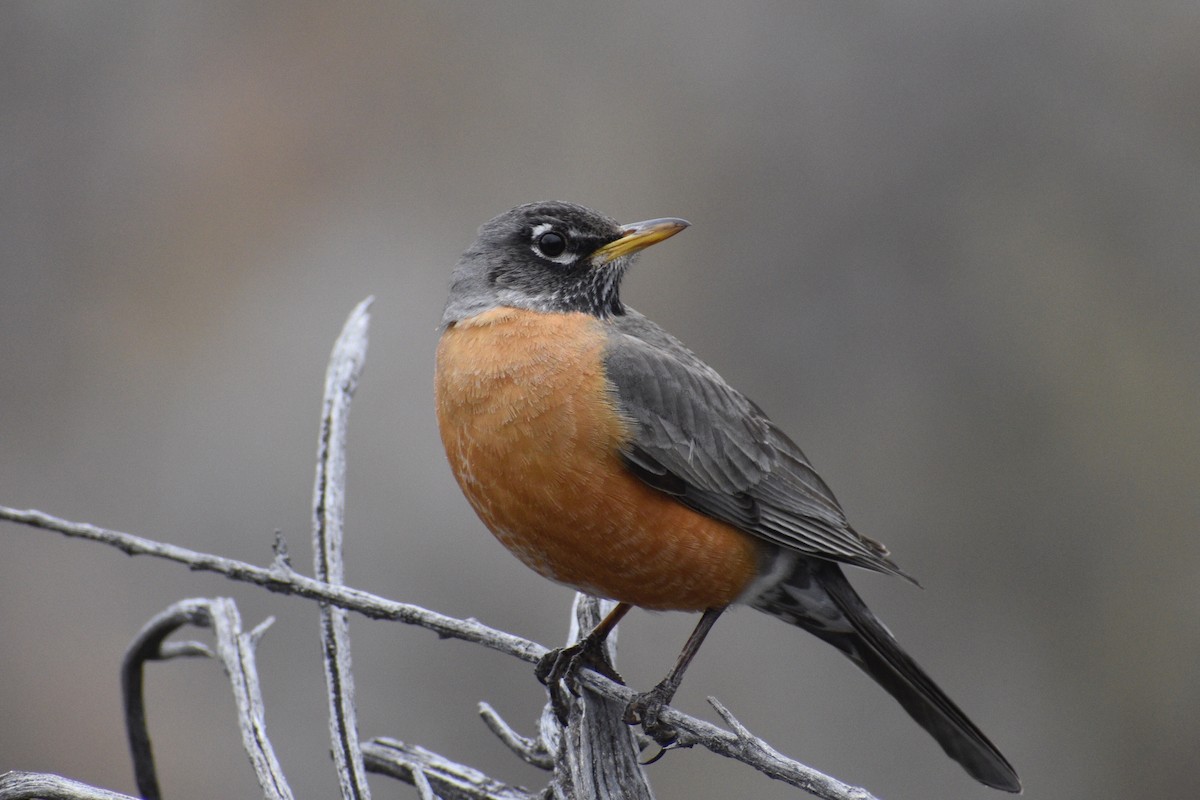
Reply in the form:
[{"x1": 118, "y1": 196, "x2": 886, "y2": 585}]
[{"x1": 751, "y1": 559, "x2": 1021, "y2": 793}]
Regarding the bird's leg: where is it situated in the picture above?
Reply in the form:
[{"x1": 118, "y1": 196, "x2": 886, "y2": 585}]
[
  {"x1": 624, "y1": 606, "x2": 726, "y2": 748},
  {"x1": 536, "y1": 601, "x2": 631, "y2": 722}
]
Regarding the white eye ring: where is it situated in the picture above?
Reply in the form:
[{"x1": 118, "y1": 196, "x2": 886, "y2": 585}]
[{"x1": 530, "y1": 223, "x2": 574, "y2": 264}]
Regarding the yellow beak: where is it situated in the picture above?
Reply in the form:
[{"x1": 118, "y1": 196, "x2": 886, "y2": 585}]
[{"x1": 590, "y1": 217, "x2": 690, "y2": 265}]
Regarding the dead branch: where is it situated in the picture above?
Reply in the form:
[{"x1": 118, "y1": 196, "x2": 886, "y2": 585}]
[
  {"x1": 121, "y1": 598, "x2": 293, "y2": 800},
  {"x1": 0, "y1": 773, "x2": 138, "y2": 800},
  {"x1": 361, "y1": 740, "x2": 535, "y2": 800},
  {"x1": 0, "y1": 297, "x2": 882, "y2": 800},
  {"x1": 1, "y1": 500, "x2": 881, "y2": 799},
  {"x1": 0, "y1": 503, "x2": 545, "y2": 662},
  {"x1": 310, "y1": 297, "x2": 372, "y2": 800},
  {"x1": 549, "y1": 595, "x2": 654, "y2": 799}
]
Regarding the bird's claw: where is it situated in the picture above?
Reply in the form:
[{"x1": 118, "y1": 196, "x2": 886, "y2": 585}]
[
  {"x1": 536, "y1": 638, "x2": 624, "y2": 724},
  {"x1": 623, "y1": 685, "x2": 679, "y2": 750}
]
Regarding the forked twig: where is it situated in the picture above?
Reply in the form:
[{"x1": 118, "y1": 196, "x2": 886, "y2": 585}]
[
  {"x1": 361, "y1": 739, "x2": 535, "y2": 800},
  {"x1": 121, "y1": 598, "x2": 293, "y2": 800}
]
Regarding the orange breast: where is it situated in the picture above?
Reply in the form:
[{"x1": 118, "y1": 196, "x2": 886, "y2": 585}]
[{"x1": 434, "y1": 306, "x2": 763, "y2": 611}]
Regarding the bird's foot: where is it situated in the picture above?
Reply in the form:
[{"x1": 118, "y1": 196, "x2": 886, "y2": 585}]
[
  {"x1": 623, "y1": 683, "x2": 679, "y2": 750},
  {"x1": 536, "y1": 636, "x2": 624, "y2": 723}
]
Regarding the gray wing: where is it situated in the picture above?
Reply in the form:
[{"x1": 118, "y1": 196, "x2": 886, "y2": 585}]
[{"x1": 604, "y1": 311, "x2": 907, "y2": 578}]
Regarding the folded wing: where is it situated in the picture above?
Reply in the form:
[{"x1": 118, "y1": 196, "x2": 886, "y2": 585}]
[{"x1": 604, "y1": 311, "x2": 908, "y2": 579}]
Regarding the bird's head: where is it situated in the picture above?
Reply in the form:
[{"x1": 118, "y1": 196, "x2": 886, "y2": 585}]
[{"x1": 442, "y1": 201, "x2": 688, "y2": 325}]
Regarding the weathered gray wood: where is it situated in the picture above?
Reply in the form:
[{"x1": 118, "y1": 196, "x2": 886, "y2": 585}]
[
  {"x1": 120, "y1": 598, "x2": 294, "y2": 800},
  {"x1": 554, "y1": 595, "x2": 655, "y2": 800},
  {"x1": 362, "y1": 739, "x2": 537, "y2": 800},
  {"x1": 0, "y1": 772, "x2": 139, "y2": 800},
  {"x1": 311, "y1": 297, "x2": 372, "y2": 800}
]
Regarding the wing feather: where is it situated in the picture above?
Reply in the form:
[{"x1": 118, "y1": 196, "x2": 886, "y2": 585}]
[{"x1": 605, "y1": 311, "x2": 907, "y2": 578}]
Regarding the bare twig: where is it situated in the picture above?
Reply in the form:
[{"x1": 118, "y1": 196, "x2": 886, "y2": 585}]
[
  {"x1": 478, "y1": 702, "x2": 554, "y2": 770},
  {"x1": 120, "y1": 622, "x2": 212, "y2": 794},
  {"x1": 1, "y1": 503, "x2": 879, "y2": 800},
  {"x1": 122, "y1": 600, "x2": 204, "y2": 799},
  {"x1": 707, "y1": 698, "x2": 879, "y2": 800},
  {"x1": 156, "y1": 640, "x2": 214, "y2": 659},
  {"x1": 0, "y1": 504, "x2": 546, "y2": 663},
  {"x1": 206, "y1": 602, "x2": 294, "y2": 800},
  {"x1": 311, "y1": 297, "x2": 373, "y2": 800},
  {"x1": 121, "y1": 598, "x2": 295, "y2": 800},
  {"x1": 361, "y1": 739, "x2": 536, "y2": 800},
  {"x1": 564, "y1": 667, "x2": 883, "y2": 800},
  {"x1": 412, "y1": 768, "x2": 438, "y2": 800},
  {"x1": 0, "y1": 772, "x2": 139, "y2": 800}
]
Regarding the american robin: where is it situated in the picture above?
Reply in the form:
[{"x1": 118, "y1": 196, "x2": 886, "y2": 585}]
[{"x1": 435, "y1": 201, "x2": 1020, "y2": 792}]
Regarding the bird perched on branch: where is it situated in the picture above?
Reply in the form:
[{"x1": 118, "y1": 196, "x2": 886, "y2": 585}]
[{"x1": 435, "y1": 201, "x2": 1020, "y2": 792}]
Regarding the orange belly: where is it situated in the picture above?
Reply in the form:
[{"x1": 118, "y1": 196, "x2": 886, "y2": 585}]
[{"x1": 435, "y1": 307, "x2": 763, "y2": 611}]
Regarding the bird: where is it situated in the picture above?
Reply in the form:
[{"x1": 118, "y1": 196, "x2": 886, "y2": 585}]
[{"x1": 434, "y1": 201, "x2": 1020, "y2": 792}]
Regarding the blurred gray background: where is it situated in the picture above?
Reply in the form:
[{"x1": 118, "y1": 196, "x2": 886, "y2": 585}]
[{"x1": 2, "y1": 2, "x2": 1197, "y2": 799}]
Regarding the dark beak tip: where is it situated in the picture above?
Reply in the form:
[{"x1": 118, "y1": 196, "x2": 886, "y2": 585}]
[{"x1": 624, "y1": 217, "x2": 689, "y2": 235}]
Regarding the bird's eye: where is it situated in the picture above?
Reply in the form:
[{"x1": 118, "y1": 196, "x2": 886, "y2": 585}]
[{"x1": 536, "y1": 231, "x2": 568, "y2": 259}]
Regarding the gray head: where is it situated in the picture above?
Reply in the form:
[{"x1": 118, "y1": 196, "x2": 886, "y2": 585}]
[{"x1": 441, "y1": 201, "x2": 688, "y2": 326}]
